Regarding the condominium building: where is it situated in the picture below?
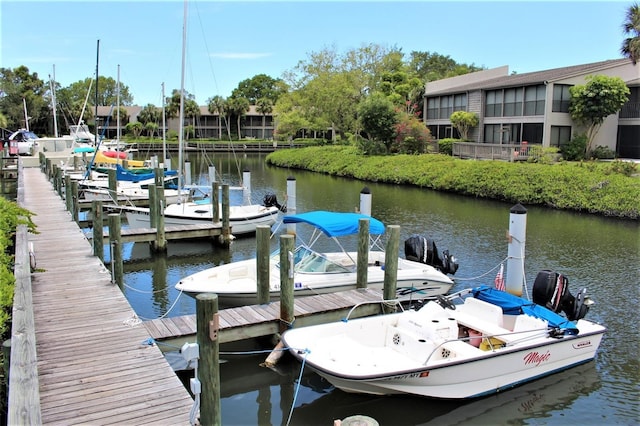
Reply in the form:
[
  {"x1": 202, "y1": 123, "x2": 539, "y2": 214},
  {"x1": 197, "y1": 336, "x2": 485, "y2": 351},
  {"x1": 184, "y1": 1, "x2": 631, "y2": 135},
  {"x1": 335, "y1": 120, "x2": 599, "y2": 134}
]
[{"x1": 423, "y1": 59, "x2": 639, "y2": 159}]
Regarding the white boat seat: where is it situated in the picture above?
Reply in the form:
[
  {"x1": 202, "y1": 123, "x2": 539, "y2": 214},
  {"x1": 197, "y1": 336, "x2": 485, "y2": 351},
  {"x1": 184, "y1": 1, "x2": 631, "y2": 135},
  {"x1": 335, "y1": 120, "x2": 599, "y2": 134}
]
[
  {"x1": 511, "y1": 314, "x2": 549, "y2": 341},
  {"x1": 456, "y1": 297, "x2": 504, "y2": 327}
]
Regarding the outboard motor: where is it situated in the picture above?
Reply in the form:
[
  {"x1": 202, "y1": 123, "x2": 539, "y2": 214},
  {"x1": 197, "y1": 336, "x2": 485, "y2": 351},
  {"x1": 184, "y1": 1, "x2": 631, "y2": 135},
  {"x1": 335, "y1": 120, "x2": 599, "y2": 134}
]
[
  {"x1": 262, "y1": 193, "x2": 286, "y2": 212},
  {"x1": 532, "y1": 270, "x2": 590, "y2": 321},
  {"x1": 404, "y1": 234, "x2": 459, "y2": 275}
]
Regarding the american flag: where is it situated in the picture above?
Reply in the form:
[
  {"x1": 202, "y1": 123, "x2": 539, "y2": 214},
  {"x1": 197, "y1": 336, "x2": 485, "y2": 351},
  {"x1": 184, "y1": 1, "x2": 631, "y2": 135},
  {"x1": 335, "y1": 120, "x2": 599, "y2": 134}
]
[{"x1": 494, "y1": 263, "x2": 505, "y2": 291}]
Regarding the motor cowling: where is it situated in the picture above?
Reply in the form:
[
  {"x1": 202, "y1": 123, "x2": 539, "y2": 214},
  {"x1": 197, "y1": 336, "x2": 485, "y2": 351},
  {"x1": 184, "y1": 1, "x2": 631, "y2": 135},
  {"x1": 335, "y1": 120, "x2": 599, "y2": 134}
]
[
  {"x1": 404, "y1": 234, "x2": 459, "y2": 275},
  {"x1": 262, "y1": 193, "x2": 286, "y2": 212},
  {"x1": 532, "y1": 270, "x2": 590, "y2": 321}
]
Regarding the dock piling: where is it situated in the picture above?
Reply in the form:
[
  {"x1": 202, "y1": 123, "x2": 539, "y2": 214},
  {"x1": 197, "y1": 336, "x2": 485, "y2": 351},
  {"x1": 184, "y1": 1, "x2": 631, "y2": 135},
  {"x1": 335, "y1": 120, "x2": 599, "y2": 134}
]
[
  {"x1": 256, "y1": 225, "x2": 271, "y2": 304},
  {"x1": 196, "y1": 293, "x2": 221, "y2": 426},
  {"x1": 92, "y1": 200, "x2": 104, "y2": 260},
  {"x1": 383, "y1": 225, "x2": 400, "y2": 313}
]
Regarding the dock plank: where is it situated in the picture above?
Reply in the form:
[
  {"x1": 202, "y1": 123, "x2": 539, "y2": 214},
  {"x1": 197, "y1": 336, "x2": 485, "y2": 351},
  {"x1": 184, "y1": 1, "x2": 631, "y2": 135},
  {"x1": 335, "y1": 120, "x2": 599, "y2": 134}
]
[{"x1": 19, "y1": 168, "x2": 193, "y2": 425}]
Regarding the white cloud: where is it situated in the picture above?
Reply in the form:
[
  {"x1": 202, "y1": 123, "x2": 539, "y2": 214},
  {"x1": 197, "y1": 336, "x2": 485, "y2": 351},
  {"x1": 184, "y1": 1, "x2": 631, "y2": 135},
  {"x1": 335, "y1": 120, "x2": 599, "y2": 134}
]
[{"x1": 209, "y1": 52, "x2": 271, "y2": 60}]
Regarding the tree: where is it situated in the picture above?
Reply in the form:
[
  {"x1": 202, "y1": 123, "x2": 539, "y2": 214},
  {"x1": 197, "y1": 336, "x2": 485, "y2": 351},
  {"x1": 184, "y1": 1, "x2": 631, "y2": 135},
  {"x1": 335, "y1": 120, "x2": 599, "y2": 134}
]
[
  {"x1": 357, "y1": 92, "x2": 397, "y2": 146},
  {"x1": 231, "y1": 74, "x2": 286, "y2": 104},
  {"x1": 137, "y1": 104, "x2": 161, "y2": 124},
  {"x1": 227, "y1": 97, "x2": 250, "y2": 139},
  {"x1": 621, "y1": 2, "x2": 640, "y2": 64},
  {"x1": 393, "y1": 113, "x2": 432, "y2": 154},
  {"x1": 569, "y1": 75, "x2": 630, "y2": 155},
  {"x1": 255, "y1": 98, "x2": 273, "y2": 139},
  {"x1": 449, "y1": 111, "x2": 479, "y2": 140},
  {"x1": 125, "y1": 121, "x2": 143, "y2": 138},
  {"x1": 144, "y1": 122, "x2": 158, "y2": 138},
  {"x1": 207, "y1": 95, "x2": 226, "y2": 139},
  {"x1": 0, "y1": 66, "x2": 48, "y2": 133}
]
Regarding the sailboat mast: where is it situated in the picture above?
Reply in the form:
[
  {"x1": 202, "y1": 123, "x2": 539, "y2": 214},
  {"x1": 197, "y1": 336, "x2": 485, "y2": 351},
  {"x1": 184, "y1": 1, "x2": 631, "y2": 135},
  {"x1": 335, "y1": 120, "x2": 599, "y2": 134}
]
[
  {"x1": 162, "y1": 82, "x2": 167, "y2": 164},
  {"x1": 23, "y1": 98, "x2": 29, "y2": 131},
  {"x1": 95, "y1": 39, "x2": 100, "y2": 147},
  {"x1": 178, "y1": 0, "x2": 187, "y2": 192},
  {"x1": 117, "y1": 64, "x2": 121, "y2": 147},
  {"x1": 51, "y1": 65, "x2": 58, "y2": 137}
]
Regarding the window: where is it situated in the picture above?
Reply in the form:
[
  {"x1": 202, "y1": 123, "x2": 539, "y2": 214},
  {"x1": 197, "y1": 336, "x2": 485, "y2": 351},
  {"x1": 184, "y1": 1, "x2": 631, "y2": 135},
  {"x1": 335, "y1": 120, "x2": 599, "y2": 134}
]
[
  {"x1": 550, "y1": 126, "x2": 572, "y2": 147},
  {"x1": 522, "y1": 123, "x2": 543, "y2": 143},
  {"x1": 426, "y1": 94, "x2": 466, "y2": 120},
  {"x1": 484, "y1": 124, "x2": 502, "y2": 143},
  {"x1": 524, "y1": 85, "x2": 545, "y2": 115},
  {"x1": 552, "y1": 85, "x2": 572, "y2": 113},
  {"x1": 503, "y1": 88, "x2": 523, "y2": 117},
  {"x1": 453, "y1": 94, "x2": 467, "y2": 112},
  {"x1": 426, "y1": 98, "x2": 438, "y2": 120},
  {"x1": 439, "y1": 96, "x2": 453, "y2": 119},
  {"x1": 485, "y1": 90, "x2": 502, "y2": 117}
]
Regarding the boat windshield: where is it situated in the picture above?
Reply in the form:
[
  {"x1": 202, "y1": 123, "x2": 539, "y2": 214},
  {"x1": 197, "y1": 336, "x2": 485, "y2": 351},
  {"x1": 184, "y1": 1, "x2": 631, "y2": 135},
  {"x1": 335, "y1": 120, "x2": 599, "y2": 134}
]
[{"x1": 272, "y1": 246, "x2": 352, "y2": 274}]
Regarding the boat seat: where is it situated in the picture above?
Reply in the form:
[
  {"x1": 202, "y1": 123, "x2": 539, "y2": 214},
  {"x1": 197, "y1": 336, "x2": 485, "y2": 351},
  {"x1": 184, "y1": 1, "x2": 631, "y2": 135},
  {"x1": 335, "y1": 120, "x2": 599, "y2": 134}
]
[
  {"x1": 456, "y1": 297, "x2": 504, "y2": 327},
  {"x1": 511, "y1": 314, "x2": 549, "y2": 341}
]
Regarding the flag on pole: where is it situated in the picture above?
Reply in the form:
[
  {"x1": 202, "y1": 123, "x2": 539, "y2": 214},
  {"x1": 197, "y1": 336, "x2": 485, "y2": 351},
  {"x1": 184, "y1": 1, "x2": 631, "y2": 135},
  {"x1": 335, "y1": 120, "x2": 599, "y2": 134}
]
[{"x1": 494, "y1": 263, "x2": 505, "y2": 291}]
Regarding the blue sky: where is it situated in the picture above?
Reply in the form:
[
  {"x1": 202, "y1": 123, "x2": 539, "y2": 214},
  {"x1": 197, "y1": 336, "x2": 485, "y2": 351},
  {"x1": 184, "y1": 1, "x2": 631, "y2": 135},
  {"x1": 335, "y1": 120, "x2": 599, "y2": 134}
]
[{"x1": 1, "y1": 0, "x2": 631, "y2": 106}]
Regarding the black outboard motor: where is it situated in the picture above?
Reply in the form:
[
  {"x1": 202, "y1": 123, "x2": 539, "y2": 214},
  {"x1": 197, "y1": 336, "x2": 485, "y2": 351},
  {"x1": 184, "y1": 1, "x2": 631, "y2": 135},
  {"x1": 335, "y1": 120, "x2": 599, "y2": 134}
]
[
  {"x1": 404, "y1": 234, "x2": 459, "y2": 275},
  {"x1": 262, "y1": 193, "x2": 287, "y2": 212},
  {"x1": 532, "y1": 270, "x2": 590, "y2": 321}
]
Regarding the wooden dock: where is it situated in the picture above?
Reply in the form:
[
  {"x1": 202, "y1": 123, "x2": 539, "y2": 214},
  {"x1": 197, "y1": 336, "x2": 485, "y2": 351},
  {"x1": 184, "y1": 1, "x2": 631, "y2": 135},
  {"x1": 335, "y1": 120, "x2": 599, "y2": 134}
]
[
  {"x1": 144, "y1": 289, "x2": 386, "y2": 352},
  {"x1": 12, "y1": 167, "x2": 193, "y2": 424}
]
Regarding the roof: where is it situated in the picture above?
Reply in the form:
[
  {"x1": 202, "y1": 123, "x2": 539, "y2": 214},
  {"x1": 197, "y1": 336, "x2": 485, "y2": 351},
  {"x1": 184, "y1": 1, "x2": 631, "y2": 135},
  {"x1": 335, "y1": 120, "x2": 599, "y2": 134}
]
[
  {"x1": 282, "y1": 211, "x2": 386, "y2": 237},
  {"x1": 425, "y1": 58, "x2": 634, "y2": 96}
]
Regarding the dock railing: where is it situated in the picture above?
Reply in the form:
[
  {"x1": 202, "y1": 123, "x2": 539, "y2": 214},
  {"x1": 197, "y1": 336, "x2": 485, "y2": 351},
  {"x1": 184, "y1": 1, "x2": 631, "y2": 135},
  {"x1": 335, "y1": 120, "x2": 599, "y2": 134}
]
[
  {"x1": 7, "y1": 160, "x2": 42, "y2": 424},
  {"x1": 452, "y1": 142, "x2": 533, "y2": 161}
]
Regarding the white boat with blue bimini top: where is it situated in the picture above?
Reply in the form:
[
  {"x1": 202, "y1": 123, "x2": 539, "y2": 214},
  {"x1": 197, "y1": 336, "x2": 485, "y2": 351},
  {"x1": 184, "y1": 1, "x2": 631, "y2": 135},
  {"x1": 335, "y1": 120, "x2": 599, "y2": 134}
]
[
  {"x1": 282, "y1": 271, "x2": 605, "y2": 399},
  {"x1": 174, "y1": 210, "x2": 458, "y2": 305}
]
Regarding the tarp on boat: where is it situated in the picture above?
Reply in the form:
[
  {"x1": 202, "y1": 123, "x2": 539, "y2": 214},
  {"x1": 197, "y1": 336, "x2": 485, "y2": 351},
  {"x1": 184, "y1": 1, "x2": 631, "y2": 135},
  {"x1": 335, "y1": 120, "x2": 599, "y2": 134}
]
[
  {"x1": 283, "y1": 211, "x2": 386, "y2": 237},
  {"x1": 472, "y1": 286, "x2": 579, "y2": 334}
]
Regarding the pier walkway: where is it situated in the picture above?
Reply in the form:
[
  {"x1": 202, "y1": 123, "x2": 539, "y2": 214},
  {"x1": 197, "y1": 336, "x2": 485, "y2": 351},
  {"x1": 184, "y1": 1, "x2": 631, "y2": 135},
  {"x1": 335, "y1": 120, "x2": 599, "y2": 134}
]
[{"x1": 16, "y1": 167, "x2": 193, "y2": 425}]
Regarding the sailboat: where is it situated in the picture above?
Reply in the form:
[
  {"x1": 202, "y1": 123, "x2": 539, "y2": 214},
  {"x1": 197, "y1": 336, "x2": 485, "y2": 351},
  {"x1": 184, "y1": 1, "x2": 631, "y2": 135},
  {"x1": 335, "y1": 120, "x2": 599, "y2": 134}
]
[{"x1": 123, "y1": 1, "x2": 283, "y2": 235}]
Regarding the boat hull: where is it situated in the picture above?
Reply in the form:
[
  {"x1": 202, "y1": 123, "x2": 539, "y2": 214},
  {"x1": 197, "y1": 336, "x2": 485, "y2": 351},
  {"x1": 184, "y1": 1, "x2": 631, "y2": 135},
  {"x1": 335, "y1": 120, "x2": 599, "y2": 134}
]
[
  {"x1": 124, "y1": 204, "x2": 280, "y2": 235},
  {"x1": 282, "y1": 296, "x2": 606, "y2": 399},
  {"x1": 175, "y1": 252, "x2": 453, "y2": 305}
]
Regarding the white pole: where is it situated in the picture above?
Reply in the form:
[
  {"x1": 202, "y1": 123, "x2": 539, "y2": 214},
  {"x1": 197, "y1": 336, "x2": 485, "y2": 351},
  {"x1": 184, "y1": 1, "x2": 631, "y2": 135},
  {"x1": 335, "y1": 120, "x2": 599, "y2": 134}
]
[
  {"x1": 162, "y1": 82, "x2": 167, "y2": 168},
  {"x1": 23, "y1": 98, "x2": 29, "y2": 131},
  {"x1": 359, "y1": 187, "x2": 372, "y2": 216},
  {"x1": 243, "y1": 169, "x2": 251, "y2": 205},
  {"x1": 177, "y1": 0, "x2": 188, "y2": 193},
  {"x1": 51, "y1": 65, "x2": 58, "y2": 137},
  {"x1": 208, "y1": 166, "x2": 216, "y2": 184},
  {"x1": 506, "y1": 203, "x2": 527, "y2": 297},
  {"x1": 286, "y1": 176, "x2": 296, "y2": 235}
]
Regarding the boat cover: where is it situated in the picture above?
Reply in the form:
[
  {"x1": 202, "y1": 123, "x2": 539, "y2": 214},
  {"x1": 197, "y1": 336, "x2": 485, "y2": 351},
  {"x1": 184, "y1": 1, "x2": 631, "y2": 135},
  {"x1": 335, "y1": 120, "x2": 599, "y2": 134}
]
[
  {"x1": 472, "y1": 286, "x2": 579, "y2": 334},
  {"x1": 283, "y1": 211, "x2": 386, "y2": 237}
]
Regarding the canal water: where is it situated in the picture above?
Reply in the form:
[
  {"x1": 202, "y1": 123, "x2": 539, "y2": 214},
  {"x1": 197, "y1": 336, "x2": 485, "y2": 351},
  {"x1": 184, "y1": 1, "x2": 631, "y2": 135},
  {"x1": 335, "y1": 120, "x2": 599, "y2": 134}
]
[{"x1": 116, "y1": 152, "x2": 638, "y2": 425}]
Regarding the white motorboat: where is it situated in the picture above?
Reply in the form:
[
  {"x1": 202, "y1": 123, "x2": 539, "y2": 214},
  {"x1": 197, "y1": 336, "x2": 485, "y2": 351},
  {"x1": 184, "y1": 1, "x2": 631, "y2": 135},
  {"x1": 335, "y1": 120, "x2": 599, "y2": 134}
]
[
  {"x1": 174, "y1": 210, "x2": 457, "y2": 305},
  {"x1": 124, "y1": 191, "x2": 283, "y2": 236},
  {"x1": 282, "y1": 273, "x2": 605, "y2": 399}
]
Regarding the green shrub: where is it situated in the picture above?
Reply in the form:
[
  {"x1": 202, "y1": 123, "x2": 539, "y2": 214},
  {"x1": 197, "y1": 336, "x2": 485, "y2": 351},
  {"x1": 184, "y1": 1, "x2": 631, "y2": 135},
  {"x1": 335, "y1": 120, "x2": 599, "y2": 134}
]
[
  {"x1": 590, "y1": 145, "x2": 616, "y2": 160},
  {"x1": 438, "y1": 138, "x2": 460, "y2": 156},
  {"x1": 562, "y1": 134, "x2": 588, "y2": 161}
]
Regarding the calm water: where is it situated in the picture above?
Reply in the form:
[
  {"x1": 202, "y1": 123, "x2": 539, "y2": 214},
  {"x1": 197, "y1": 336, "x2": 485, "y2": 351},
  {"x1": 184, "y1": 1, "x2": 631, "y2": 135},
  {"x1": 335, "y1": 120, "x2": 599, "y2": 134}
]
[{"x1": 113, "y1": 152, "x2": 638, "y2": 425}]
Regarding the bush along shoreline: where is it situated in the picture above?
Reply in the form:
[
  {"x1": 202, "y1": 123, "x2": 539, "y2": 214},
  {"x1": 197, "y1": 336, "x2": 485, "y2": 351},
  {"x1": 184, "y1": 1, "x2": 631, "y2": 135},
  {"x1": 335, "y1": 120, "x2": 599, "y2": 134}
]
[{"x1": 265, "y1": 146, "x2": 639, "y2": 220}]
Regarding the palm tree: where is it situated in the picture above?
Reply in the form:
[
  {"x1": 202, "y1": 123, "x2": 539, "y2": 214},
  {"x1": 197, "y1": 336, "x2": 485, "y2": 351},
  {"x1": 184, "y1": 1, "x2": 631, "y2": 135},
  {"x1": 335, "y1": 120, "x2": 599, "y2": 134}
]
[
  {"x1": 621, "y1": 2, "x2": 640, "y2": 64},
  {"x1": 228, "y1": 97, "x2": 250, "y2": 140},
  {"x1": 256, "y1": 98, "x2": 273, "y2": 140},
  {"x1": 207, "y1": 95, "x2": 226, "y2": 139}
]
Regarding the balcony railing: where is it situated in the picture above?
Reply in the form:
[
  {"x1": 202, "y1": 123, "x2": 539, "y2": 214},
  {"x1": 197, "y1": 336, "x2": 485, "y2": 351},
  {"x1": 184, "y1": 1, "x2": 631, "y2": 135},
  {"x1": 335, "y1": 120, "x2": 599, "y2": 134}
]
[{"x1": 452, "y1": 142, "x2": 535, "y2": 161}]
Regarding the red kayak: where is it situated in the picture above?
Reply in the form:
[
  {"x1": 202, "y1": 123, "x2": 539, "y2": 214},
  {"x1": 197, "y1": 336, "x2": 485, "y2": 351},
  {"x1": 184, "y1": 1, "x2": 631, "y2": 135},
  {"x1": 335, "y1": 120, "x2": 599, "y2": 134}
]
[{"x1": 101, "y1": 150, "x2": 128, "y2": 159}]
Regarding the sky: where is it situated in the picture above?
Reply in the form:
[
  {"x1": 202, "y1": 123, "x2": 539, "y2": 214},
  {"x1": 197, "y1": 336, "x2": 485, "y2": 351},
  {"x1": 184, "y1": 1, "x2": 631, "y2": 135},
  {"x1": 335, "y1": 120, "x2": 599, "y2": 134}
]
[{"x1": 0, "y1": 0, "x2": 632, "y2": 107}]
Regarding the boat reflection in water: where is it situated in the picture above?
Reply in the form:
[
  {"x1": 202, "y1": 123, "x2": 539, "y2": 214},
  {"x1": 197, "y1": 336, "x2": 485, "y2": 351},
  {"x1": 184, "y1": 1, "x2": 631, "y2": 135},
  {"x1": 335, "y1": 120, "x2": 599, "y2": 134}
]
[
  {"x1": 289, "y1": 361, "x2": 601, "y2": 425},
  {"x1": 170, "y1": 345, "x2": 599, "y2": 425}
]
